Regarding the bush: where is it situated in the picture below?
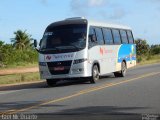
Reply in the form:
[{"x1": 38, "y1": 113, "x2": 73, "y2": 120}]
[
  {"x1": 134, "y1": 39, "x2": 160, "y2": 63},
  {"x1": 0, "y1": 41, "x2": 38, "y2": 67},
  {"x1": 151, "y1": 45, "x2": 160, "y2": 55},
  {"x1": 146, "y1": 54, "x2": 152, "y2": 60},
  {"x1": 137, "y1": 56, "x2": 142, "y2": 63}
]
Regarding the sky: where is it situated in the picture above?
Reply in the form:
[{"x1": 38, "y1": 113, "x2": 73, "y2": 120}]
[{"x1": 0, "y1": 0, "x2": 160, "y2": 45}]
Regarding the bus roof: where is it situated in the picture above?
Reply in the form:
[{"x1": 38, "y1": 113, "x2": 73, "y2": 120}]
[
  {"x1": 88, "y1": 20, "x2": 132, "y2": 30},
  {"x1": 48, "y1": 17, "x2": 132, "y2": 30}
]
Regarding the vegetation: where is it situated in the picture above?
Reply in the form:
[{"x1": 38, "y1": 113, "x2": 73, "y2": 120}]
[
  {"x1": 11, "y1": 30, "x2": 34, "y2": 50},
  {"x1": 0, "y1": 30, "x2": 38, "y2": 67},
  {"x1": 150, "y1": 44, "x2": 160, "y2": 55},
  {"x1": 135, "y1": 39, "x2": 160, "y2": 63},
  {"x1": 0, "y1": 72, "x2": 40, "y2": 85},
  {"x1": 138, "y1": 55, "x2": 160, "y2": 65}
]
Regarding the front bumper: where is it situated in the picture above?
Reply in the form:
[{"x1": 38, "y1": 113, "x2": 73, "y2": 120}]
[{"x1": 39, "y1": 61, "x2": 92, "y2": 80}]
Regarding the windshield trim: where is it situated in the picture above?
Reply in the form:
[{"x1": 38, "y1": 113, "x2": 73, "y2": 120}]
[{"x1": 40, "y1": 24, "x2": 87, "y2": 52}]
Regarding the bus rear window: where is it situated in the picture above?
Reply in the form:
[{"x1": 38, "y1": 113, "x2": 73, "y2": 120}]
[
  {"x1": 120, "y1": 30, "x2": 128, "y2": 44},
  {"x1": 127, "y1": 31, "x2": 134, "y2": 44}
]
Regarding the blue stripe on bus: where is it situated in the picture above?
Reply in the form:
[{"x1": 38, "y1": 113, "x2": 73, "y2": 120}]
[{"x1": 118, "y1": 44, "x2": 136, "y2": 63}]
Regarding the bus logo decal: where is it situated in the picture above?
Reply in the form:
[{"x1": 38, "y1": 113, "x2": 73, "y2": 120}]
[
  {"x1": 100, "y1": 47, "x2": 104, "y2": 55},
  {"x1": 46, "y1": 55, "x2": 52, "y2": 60}
]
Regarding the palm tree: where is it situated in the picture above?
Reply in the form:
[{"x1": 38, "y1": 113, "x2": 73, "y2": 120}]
[{"x1": 11, "y1": 30, "x2": 33, "y2": 50}]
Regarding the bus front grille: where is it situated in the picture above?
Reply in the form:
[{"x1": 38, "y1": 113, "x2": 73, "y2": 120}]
[{"x1": 47, "y1": 61, "x2": 72, "y2": 75}]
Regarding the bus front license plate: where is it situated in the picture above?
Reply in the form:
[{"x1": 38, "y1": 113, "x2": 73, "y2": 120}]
[{"x1": 54, "y1": 67, "x2": 65, "y2": 71}]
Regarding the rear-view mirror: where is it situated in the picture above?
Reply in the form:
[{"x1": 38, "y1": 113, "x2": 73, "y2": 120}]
[{"x1": 34, "y1": 39, "x2": 37, "y2": 48}]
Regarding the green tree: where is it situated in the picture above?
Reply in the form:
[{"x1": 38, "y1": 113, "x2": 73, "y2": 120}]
[
  {"x1": 150, "y1": 44, "x2": 160, "y2": 55},
  {"x1": 135, "y1": 39, "x2": 150, "y2": 56},
  {"x1": 11, "y1": 30, "x2": 33, "y2": 50},
  {"x1": 0, "y1": 40, "x2": 4, "y2": 46}
]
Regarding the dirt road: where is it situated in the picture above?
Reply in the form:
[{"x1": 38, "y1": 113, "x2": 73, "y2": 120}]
[{"x1": 0, "y1": 67, "x2": 39, "y2": 75}]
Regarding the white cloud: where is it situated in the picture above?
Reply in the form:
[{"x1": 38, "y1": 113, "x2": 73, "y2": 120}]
[
  {"x1": 87, "y1": 0, "x2": 107, "y2": 7},
  {"x1": 70, "y1": 0, "x2": 108, "y2": 16},
  {"x1": 70, "y1": 0, "x2": 128, "y2": 20}
]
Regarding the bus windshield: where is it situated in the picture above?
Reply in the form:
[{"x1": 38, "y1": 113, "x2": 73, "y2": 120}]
[{"x1": 40, "y1": 24, "x2": 87, "y2": 53}]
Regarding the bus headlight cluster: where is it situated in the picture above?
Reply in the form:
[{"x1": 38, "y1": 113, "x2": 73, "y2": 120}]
[
  {"x1": 40, "y1": 71, "x2": 49, "y2": 76},
  {"x1": 39, "y1": 62, "x2": 46, "y2": 66},
  {"x1": 73, "y1": 59, "x2": 87, "y2": 64}
]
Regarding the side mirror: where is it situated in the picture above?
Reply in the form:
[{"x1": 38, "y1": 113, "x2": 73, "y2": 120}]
[
  {"x1": 34, "y1": 40, "x2": 40, "y2": 52},
  {"x1": 34, "y1": 39, "x2": 38, "y2": 48}
]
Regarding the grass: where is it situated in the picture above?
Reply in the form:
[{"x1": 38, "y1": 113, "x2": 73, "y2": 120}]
[
  {"x1": 138, "y1": 54, "x2": 160, "y2": 65},
  {"x1": 0, "y1": 72, "x2": 40, "y2": 85},
  {"x1": 0, "y1": 62, "x2": 38, "y2": 70}
]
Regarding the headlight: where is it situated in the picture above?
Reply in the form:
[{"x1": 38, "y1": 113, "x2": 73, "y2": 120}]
[
  {"x1": 73, "y1": 59, "x2": 87, "y2": 64},
  {"x1": 39, "y1": 62, "x2": 46, "y2": 66}
]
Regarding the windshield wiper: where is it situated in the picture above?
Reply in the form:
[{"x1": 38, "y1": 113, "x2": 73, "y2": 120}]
[
  {"x1": 40, "y1": 48, "x2": 58, "y2": 51},
  {"x1": 55, "y1": 45, "x2": 80, "y2": 50}
]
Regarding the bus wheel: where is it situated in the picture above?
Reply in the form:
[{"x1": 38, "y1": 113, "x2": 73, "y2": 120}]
[
  {"x1": 121, "y1": 61, "x2": 127, "y2": 77},
  {"x1": 114, "y1": 62, "x2": 127, "y2": 77},
  {"x1": 90, "y1": 65, "x2": 99, "y2": 84},
  {"x1": 46, "y1": 79, "x2": 58, "y2": 87}
]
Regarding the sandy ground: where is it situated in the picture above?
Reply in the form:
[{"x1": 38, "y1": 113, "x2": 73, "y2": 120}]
[{"x1": 0, "y1": 67, "x2": 39, "y2": 75}]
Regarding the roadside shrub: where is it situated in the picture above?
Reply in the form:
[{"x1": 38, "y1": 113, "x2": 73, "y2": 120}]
[
  {"x1": 146, "y1": 54, "x2": 152, "y2": 60},
  {"x1": 0, "y1": 42, "x2": 38, "y2": 67},
  {"x1": 137, "y1": 56, "x2": 142, "y2": 63},
  {"x1": 151, "y1": 45, "x2": 160, "y2": 55}
]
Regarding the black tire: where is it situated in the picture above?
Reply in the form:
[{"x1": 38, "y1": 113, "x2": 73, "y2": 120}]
[
  {"x1": 46, "y1": 79, "x2": 58, "y2": 87},
  {"x1": 114, "y1": 61, "x2": 127, "y2": 77},
  {"x1": 114, "y1": 72, "x2": 121, "y2": 77},
  {"x1": 90, "y1": 65, "x2": 99, "y2": 84}
]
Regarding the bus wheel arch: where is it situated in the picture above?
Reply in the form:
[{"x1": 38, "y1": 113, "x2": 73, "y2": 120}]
[
  {"x1": 122, "y1": 60, "x2": 127, "y2": 69},
  {"x1": 114, "y1": 60, "x2": 127, "y2": 77},
  {"x1": 121, "y1": 60, "x2": 127, "y2": 77}
]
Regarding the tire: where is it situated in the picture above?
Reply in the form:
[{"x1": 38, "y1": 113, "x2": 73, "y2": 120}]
[
  {"x1": 46, "y1": 79, "x2": 58, "y2": 87},
  {"x1": 90, "y1": 65, "x2": 99, "y2": 84},
  {"x1": 114, "y1": 61, "x2": 127, "y2": 77},
  {"x1": 114, "y1": 72, "x2": 121, "y2": 77}
]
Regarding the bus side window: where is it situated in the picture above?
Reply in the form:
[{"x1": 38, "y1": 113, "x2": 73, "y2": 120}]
[
  {"x1": 112, "y1": 29, "x2": 122, "y2": 44},
  {"x1": 120, "y1": 30, "x2": 128, "y2": 44},
  {"x1": 127, "y1": 31, "x2": 134, "y2": 44},
  {"x1": 88, "y1": 27, "x2": 97, "y2": 48},
  {"x1": 102, "y1": 28, "x2": 113, "y2": 45},
  {"x1": 95, "y1": 27, "x2": 105, "y2": 45}
]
